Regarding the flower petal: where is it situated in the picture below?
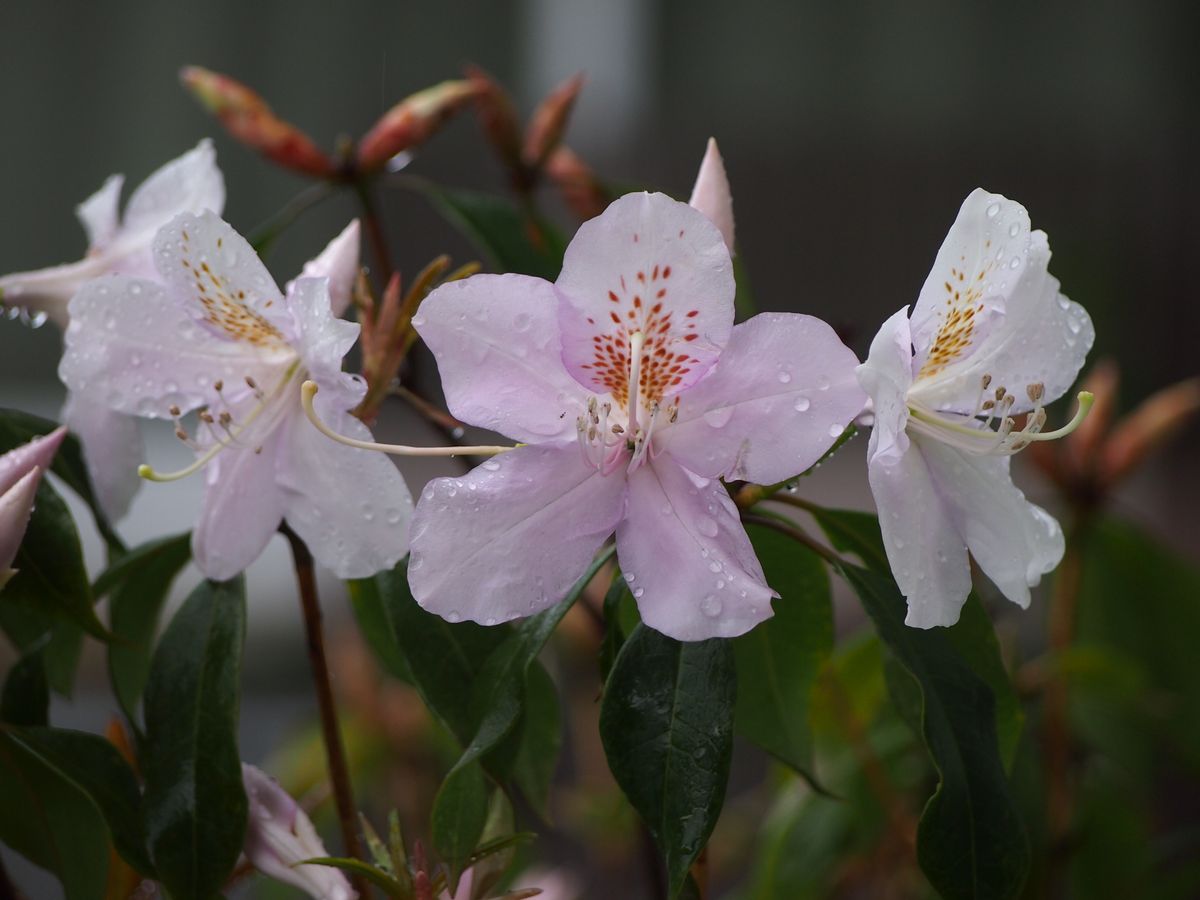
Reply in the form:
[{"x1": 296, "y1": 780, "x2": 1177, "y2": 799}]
[
  {"x1": 288, "y1": 220, "x2": 360, "y2": 318},
  {"x1": 153, "y1": 210, "x2": 294, "y2": 345},
  {"x1": 61, "y1": 275, "x2": 288, "y2": 419},
  {"x1": 0, "y1": 426, "x2": 66, "y2": 497},
  {"x1": 75, "y1": 174, "x2": 125, "y2": 250},
  {"x1": 867, "y1": 430, "x2": 973, "y2": 628},
  {"x1": 688, "y1": 138, "x2": 735, "y2": 253},
  {"x1": 408, "y1": 443, "x2": 625, "y2": 625},
  {"x1": 618, "y1": 456, "x2": 775, "y2": 641},
  {"x1": 0, "y1": 468, "x2": 43, "y2": 583},
  {"x1": 919, "y1": 435, "x2": 1064, "y2": 610},
  {"x1": 856, "y1": 306, "x2": 916, "y2": 466},
  {"x1": 191, "y1": 434, "x2": 285, "y2": 580},
  {"x1": 122, "y1": 139, "x2": 225, "y2": 237},
  {"x1": 415, "y1": 274, "x2": 589, "y2": 443},
  {"x1": 279, "y1": 410, "x2": 411, "y2": 579},
  {"x1": 660, "y1": 312, "x2": 865, "y2": 484},
  {"x1": 0, "y1": 256, "x2": 108, "y2": 329},
  {"x1": 556, "y1": 192, "x2": 734, "y2": 402},
  {"x1": 62, "y1": 391, "x2": 142, "y2": 521}
]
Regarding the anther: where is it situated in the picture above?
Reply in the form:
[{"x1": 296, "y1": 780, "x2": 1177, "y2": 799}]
[{"x1": 1026, "y1": 382, "x2": 1045, "y2": 403}]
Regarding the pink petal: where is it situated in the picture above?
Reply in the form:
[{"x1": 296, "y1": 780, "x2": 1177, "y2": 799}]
[
  {"x1": 289, "y1": 220, "x2": 360, "y2": 318},
  {"x1": 867, "y1": 432, "x2": 972, "y2": 629},
  {"x1": 618, "y1": 456, "x2": 775, "y2": 641},
  {"x1": 0, "y1": 426, "x2": 66, "y2": 497},
  {"x1": 0, "y1": 256, "x2": 108, "y2": 330},
  {"x1": 153, "y1": 210, "x2": 294, "y2": 344},
  {"x1": 687, "y1": 138, "x2": 735, "y2": 254},
  {"x1": 556, "y1": 192, "x2": 734, "y2": 402},
  {"x1": 660, "y1": 313, "x2": 865, "y2": 484},
  {"x1": 75, "y1": 174, "x2": 125, "y2": 250},
  {"x1": 191, "y1": 432, "x2": 285, "y2": 580},
  {"x1": 856, "y1": 306, "x2": 916, "y2": 466},
  {"x1": 123, "y1": 139, "x2": 226, "y2": 237},
  {"x1": 279, "y1": 408, "x2": 411, "y2": 579},
  {"x1": 287, "y1": 277, "x2": 362, "y2": 405},
  {"x1": 0, "y1": 468, "x2": 43, "y2": 581},
  {"x1": 62, "y1": 392, "x2": 143, "y2": 521},
  {"x1": 408, "y1": 443, "x2": 625, "y2": 625},
  {"x1": 415, "y1": 274, "x2": 589, "y2": 443}
]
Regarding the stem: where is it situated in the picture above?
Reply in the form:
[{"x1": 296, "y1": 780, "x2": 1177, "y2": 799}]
[
  {"x1": 249, "y1": 182, "x2": 337, "y2": 257},
  {"x1": 354, "y1": 180, "x2": 396, "y2": 285},
  {"x1": 280, "y1": 524, "x2": 370, "y2": 898},
  {"x1": 740, "y1": 512, "x2": 843, "y2": 567}
]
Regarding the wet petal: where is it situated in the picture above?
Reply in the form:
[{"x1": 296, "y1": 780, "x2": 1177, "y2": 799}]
[
  {"x1": 856, "y1": 306, "x2": 916, "y2": 466},
  {"x1": 75, "y1": 174, "x2": 125, "y2": 250},
  {"x1": 62, "y1": 391, "x2": 142, "y2": 521},
  {"x1": 408, "y1": 443, "x2": 625, "y2": 625},
  {"x1": 662, "y1": 312, "x2": 865, "y2": 484},
  {"x1": 415, "y1": 274, "x2": 589, "y2": 443},
  {"x1": 288, "y1": 219, "x2": 360, "y2": 318},
  {"x1": 0, "y1": 256, "x2": 107, "y2": 329},
  {"x1": 618, "y1": 456, "x2": 774, "y2": 641},
  {"x1": 123, "y1": 139, "x2": 225, "y2": 237},
  {"x1": 0, "y1": 469, "x2": 43, "y2": 584},
  {"x1": 287, "y1": 276, "x2": 362, "y2": 410},
  {"x1": 0, "y1": 426, "x2": 67, "y2": 497},
  {"x1": 556, "y1": 192, "x2": 734, "y2": 403}
]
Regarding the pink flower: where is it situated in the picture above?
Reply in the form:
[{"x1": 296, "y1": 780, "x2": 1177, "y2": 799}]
[
  {"x1": 241, "y1": 764, "x2": 356, "y2": 900},
  {"x1": 59, "y1": 211, "x2": 410, "y2": 580},
  {"x1": 0, "y1": 141, "x2": 225, "y2": 520},
  {"x1": 407, "y1": 190, "x2": 864, "y2": 640},
  {"x1": 0, "y1": 427, "x2": 67, "y2": 588}
]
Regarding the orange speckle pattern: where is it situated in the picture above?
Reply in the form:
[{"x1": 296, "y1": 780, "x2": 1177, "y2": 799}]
[
  {"x1": 917, "y1": 257, "x2": 992, "y2": 379},
  {"x1": 577, "y1": 264, "x2": 701, "y2": 408},
  {"x1": 179, "y1": 232, "x2": 285, "y2": 347}
]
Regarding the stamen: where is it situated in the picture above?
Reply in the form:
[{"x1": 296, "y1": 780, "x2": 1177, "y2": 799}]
[
  {"x1": 907, "y1": 390, "x2": 1093, "y2": 456},
  {"x1": 300, "y1": 381, "x2": 515, "y2": 458}
]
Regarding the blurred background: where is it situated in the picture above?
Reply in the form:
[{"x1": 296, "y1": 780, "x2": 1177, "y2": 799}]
[{"x1": 1, "y1": 1, "x2": 1197, "y2": 897}]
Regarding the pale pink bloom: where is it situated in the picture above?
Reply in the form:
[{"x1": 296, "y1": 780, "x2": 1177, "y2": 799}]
[
  {"x1": 0, "y1": 141, "x2": 225, "y2": 520},
  {"x1": 0, "y1": 427, "x2": 67, "y2": 588},
  {"x1": 59, "y1": 211, "x2": 409, "y2": 580},
  {"x1": 688, "y1": 138, "x2": 734, "y2": 253},
  {"x1": 857, "y1": 189, "x2": 1094, "y2": 628},
  {"x1": 241, "y1": 764, "x2": 356, "y2": 900},
  {"x1": 408, "y1": 191, "x2": 864, "y2": 641}
]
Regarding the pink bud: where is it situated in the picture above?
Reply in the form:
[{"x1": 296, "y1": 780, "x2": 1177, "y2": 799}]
[
  {"x1": 688, "y1": 138, "x2": 735, "y2": 254},
  {"x1": 522, "y1": 73, "x2": 585, "y2": 172},
  {"x1": 356, "y1": 81, "x2": 479, "y2": 175},
  {"x1": 0, "y1": 426, "x2": 66, "y2": 586},
  {"x1": 545, "y1": 145, "x2": 609, "y2": 221},
  {"x1": 465, "y1": 66, "x2": 524, "y2": 173},
  {"x1": 180, "y1": 67, "x2": 336, "y2": 179}
]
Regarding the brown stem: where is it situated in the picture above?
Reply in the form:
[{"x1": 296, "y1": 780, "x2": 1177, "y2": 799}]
[
  {"x1": 354, "y1": 180, "x2": 395, "y2": 286},
  {"x1": 280, "y1": 524, "x2": 370, "y2": 899},
  {"x1": 740, "y1": 512, "x2": 843, "y2": 567}
]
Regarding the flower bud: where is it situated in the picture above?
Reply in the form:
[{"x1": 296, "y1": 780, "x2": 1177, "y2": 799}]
[
  {"x1": 522, "y1": 73, "x2": 585, "y2": 173},
  {"x1": 545, "y1": 145, "x2": 609, "y2": 221},
  {"x1": 180, "y1": 66, "x2": 336, "y2": 179},
  {"x1": 465, "y1": 65, "x2": 524, "y2": 173},
  {"x1": 356, "y1": 80, "x2": 479, "y2": 175},
  {"x1": 688, "y1": 137, "x2": 735, "y2": 254},
  {"x1": 1064, "y1": 358, "x2": 1119, "y2": 477},
  {"x1": 0, "y1": 426, "x2": 66, "y2": 587},
  {"x1": 1101, "y1": 376, "x2": 1200, "y2": 486}
]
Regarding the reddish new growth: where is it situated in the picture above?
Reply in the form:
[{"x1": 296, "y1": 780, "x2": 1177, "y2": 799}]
[{"x1": 578, "y1": 262, "x2": 703, "y2": 409}]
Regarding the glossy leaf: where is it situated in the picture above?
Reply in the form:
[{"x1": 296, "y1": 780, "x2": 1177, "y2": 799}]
[
  {"x1": 142, "y1": 577, "x2": 248, "y2": 900},
  {"x1": 734, "y1": 525, "x2": 832, "y2": 783},
  {"x1": 303, "y1": 856, "x2": 413, "y2": 896},
  {"x1": 431, "y1": 759, "x2": 489, "y2": 879},
  {"x1": 506, "y1": 660, "x2": 562, "y2": 815},
  {"x1": 599, "y1": 624, "x2": 737, "y2": 899},
  {"x1": 99, "y1": 533, "x2": 192, "y2": 728},
  {"x1": 1, "y1": 645, "x2": 48, "y2": 726},
  {"x1": 0, "y1": 603, "x2": 83, "y2": 696},
  {"x1": 841, "y1": 563, "x2": 1029, "y2": 900}
]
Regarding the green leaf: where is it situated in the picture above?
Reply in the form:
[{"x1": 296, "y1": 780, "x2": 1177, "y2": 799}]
[
  {"x1": 2, "y1": 478, "x2": 110, "y2": 642},
  {"x1": 733, "y1": 253, "x2": 756, "y2": 320},
  {"x1": 807, "y1": 505, "x2": 887, "y2": 570},
  {"x1": 840, "y1": 563, "x2": 1029, "y2": 900},
  {"x1": 506, "y1": 660, "x2": 562, "y2": 815},
  {"x1": 5, "y1": 725, "x2": 153, "y2": 875},
  {"x1": 417, "y1": 183, "x2": 566, "y2": 280},
  {"x1": 1, "y1": 645, "x2": 48, "y2": 726},
  {"x1": 599, "y1": 574, "x2": 633, "y2": 682},
  {"x1": 100, "y1": 533, "x2": 192, "y2": 728},
  {"x1": 0, "y1": 731, "x2": 110, "y2": 900},
  {"x1": 431, "y1": 760, "x2": 489, "y2": 879},
  {"x1": 302, "y1": 856, "x2": 414, "y2": 896},
  {"x1": 0, "y1": 603, "x2": 83, "y2": 697},
  {"x1": 142, "y1": 577, "x2": 248, "y2": 900},
  {"x1": 348, "y1": 564, "x2": 414, "y2": 683},
  {"x1": 734, "y1": 526, "x2": 833, "y2": 783},
  {"x1": 0, "y1": 407, "x2": 125, "y2": 555},
  {"x1": 599, "y1": 625, "x2": 737, "y2": 899}
]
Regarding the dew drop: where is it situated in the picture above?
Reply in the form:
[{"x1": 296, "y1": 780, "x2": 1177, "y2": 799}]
[
  {"x1": 446, "y1": 610, "x2": 461, "y2": 623},
  {"x1": 361, "y1": 502, "x2": 375, "y2": 521},
  {"x1": 702, "y1": 406, "x2": 733, "y2": 428},
  {"x1": 776, "y1": 369, "x2": 792, "y2": 384},
  {"x1": 1067, "y1": 317, "x2": 1082, "y2": 334},
  {"x1": 794, "y1": 396, "x2": 811, "y2": 412},
  {"x1": 708, "y1": 561, "x2": 722, "y2": 573},
  {"x1": 624, "y1": 572, "x2": 636, "y2": 583},
  {"x1": 828, "y1": 424, "x2": 843, "y2": 438},
  {"x1": 986, "y1": 202, "x2": 1001, "y2": 218},
  {"x1": 482, "y1": 459, "x2": 501, "y2": 471},
  {"x1": 513, "y1": 312, "x2": 532, "y2": 332},
  {"x1": 1008, "y1": 222, "x2": 1020, "y2": 238},
  {"x1": 696, "y1": 516, "x2": 719, "y2": 538},
  {"x1": 385, "y1": 508, "x2": 403, "y2": 525},
  {"x1": 411, "y1": 313, "x2": 426, "y2": 328},
  {"x1": 700, "y1": 595, "x2": 723, "y2": 617},
  {"x1": 1057, "y1": 296, "x2": 1071, "y2": 310},
  {"x1": 816, "y1": 375, "x2": 831, "y2": 391},
  {"x1": 633, "y1": 587, "x2": 644, "y2": 599}
]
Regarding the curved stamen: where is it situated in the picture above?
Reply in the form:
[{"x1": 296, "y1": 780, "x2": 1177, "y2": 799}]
[
  {"x1": 908, "y1": 390, "x2": 1093, "y2": 456},
  {"x1": 301, "y1": 381, "x2": 514, "y2": 457}
]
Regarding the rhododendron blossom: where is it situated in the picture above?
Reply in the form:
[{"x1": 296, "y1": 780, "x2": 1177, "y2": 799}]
[
  {"x1": 402, "y1": 191, "x2": 864, "y2": 641},
  {"x1": 59, "y1": 210, "x2": 411, "y2": 579},
  {"x1": 0, "y1": 141, "x2": 225, "y2": 519},
  {"x1": 857, "y1": 189, "x2": 1094, "y2": 628},
  {"x1": 0, "y1": 426, "x2": 66, "y2": 587}
]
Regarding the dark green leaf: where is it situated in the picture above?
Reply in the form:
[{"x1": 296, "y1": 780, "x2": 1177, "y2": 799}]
[
  {"x1": 101, "y1": 533, "x2": 192, "y2": 727},
  {"x1": 302, "y1": 856, "x2": 413, "y2": 895},
  {"x1": 506, "y1": 660, "x2": 561, "y2": 815},
  {"x1": 807, "y1": 505, "x2": 887, "y2": 571},
  {"x1": 2, "y1": 478, "x2": 109, "y2": 642},
  {"x1": 417, "y1": 183, "x2": 566, "y2": 280},
  {"x1": 733, "y1": 253, "x2": 756, "y2": 320},
  {"x1": 142, "y1": 577, "x2": 247, "y2": 900},
  {"x1": 599, "y1": 574, "x2": 632, "y2": 682},
  {"x1": 734, "y1": 526, "x2": 832, "y2": 783},
  {"x1": 0, "y1": 407, "x2": 124, "y2": 555},
  {"x1": 0, "y1": 603, "x2": 82, "y2": 696},
  {"x1": 1, "y1": 645, "x2": 48, "y2": 725},
  {"x1": 431, "y1": 760, "x2": 489, "y2": 879},
  {"x1": 348, "y1": 565, "x2": 414, "y2": 683},
  {"x1": 6, "y1": 725, "x2": 153, "y2": 874},
  {"x1": 599, "y1": 625, "x2": 736, "y2": 899},
  {"x1": 841, "y1": 564, "x2": 1029, "y2": 900},
  {"x1": 0, "y1": 731, "x2": 109, "y2": 900}
]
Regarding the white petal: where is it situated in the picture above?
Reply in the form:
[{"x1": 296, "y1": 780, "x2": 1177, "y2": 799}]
[
  {"x1": 867, "y1": 430, "x2": 972, "y2": 628},
  {"x1": 287, "y1": 277, "x2": 362, "y2": 411},
  {"x1": 122, "y1": 139, "x2": 225, "y2": 237},
  {"x1": 62, "y1": 391, "x2": 143, "y2": 521},
  {"x1": 279, "y1": 410, "x2": 411, "y2": 579},
  {"x1": 688, "y1": 138, "x2": 735, "y2": 253},
  {"x1": 75, "y1": 174, "x2": 125, "y2": 250},
  {"x1": 0, "y1": 256, "x2": 107, "y2": 329},
  {"x1": 856, "y1": 307, "x2": 915, "y2": 466},
  {"x1": 288, "y1": 220, "x2": 361, "y2": 318}
]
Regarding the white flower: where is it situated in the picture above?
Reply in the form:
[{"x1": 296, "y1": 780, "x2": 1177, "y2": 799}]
[
  {"x1": 59, "y1": 210, "x2": 410, "y2": 580},
  {"x1": 0, "y1": 141, "x2": 225, "y2": 520},
  {"x1": 857, "y1": 189, "x2": 1094, "y2": 628}
]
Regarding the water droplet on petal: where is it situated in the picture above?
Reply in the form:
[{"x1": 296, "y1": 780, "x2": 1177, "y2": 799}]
[
  {"x1": 986, "y1": 202, "x2": 1001, "y2": 218},
  {"x1": 794, "y1": 396, "x2": 811, "y2": 412},
  {"x1": 777, "y1": 370, "x2": 792, "y2": 384},
  {"x1": 702, "y1": 406, "x2": 733, "y2": 428},
  {"x1": 513, "y1": 312, "x2": 532, "y2": 332},
  {"x1": 700, "y1": 595, "x2": 723, "y2": 617},
  {"x1": 446, "y1": 610, "x2": 461, "y2": 623},
  {"x1": 828, "y1": 424, "x2": 843, "y2": 438},
  {"x1": 696, "y1": 516, "x2": 719, "y2": 538},
  {"x1": 482, "y1": 459, "x2": 501, "y2": 471}
]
